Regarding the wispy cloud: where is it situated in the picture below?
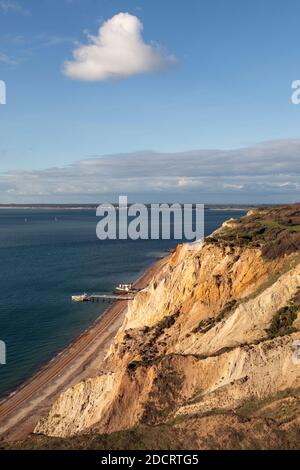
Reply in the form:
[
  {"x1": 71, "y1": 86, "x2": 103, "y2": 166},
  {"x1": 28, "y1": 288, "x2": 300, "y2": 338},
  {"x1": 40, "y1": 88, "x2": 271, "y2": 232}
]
[
  {"x1": 0, "y1": 0, "x2": 30, "y2": 15},
  {"x1": 0, "y1": 51, "x2": 18, "y2": 64},
  {"x1": 63, "y1": 12, "x2": 175, "y2": 81},
  {"x1": 1, "y1": 140, "x2": 300, "y2": 203},
  {"x1": 0, "y1": 34, "x2": 75, "y2": 67},
  {"x1": 41, "y1": 35, "x2": 75, "y2": 47}
]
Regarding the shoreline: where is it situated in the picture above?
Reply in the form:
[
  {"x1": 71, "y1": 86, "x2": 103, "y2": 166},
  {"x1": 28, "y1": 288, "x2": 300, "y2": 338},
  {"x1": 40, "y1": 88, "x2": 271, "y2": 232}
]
[{"x1": 0, "y1": 254, "x2": 169, "y2": 442}]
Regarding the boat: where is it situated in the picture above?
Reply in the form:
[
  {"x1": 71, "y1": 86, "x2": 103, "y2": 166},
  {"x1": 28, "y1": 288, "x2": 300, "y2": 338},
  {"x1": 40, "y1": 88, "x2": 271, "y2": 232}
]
[
  {"x1": 114, "y1": 283, "x2": 135, "y2": 294},
  {"x1": 71, "y1": 293, "x2": 89, "y2": 302}
]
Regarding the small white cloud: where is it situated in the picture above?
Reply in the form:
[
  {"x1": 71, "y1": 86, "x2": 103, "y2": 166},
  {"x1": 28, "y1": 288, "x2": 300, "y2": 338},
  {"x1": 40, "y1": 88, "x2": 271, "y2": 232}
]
[
  {"x1": 63, "y1": 12, "x2": 175, "y2": 81},
  {"x1": 276, "y1": 182, "x2": 300, "y2": 190},
  {"x1": 177, "y1": 177, "x2": 203, "y2": 188},
  {"x1": 223, "y1": 184, "x2": 244, "y2": 190}
]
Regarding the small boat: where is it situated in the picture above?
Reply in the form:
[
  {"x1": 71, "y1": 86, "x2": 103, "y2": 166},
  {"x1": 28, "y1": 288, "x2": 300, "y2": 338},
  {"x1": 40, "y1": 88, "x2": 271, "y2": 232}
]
[
  {"x1": 72, "y1": 293, "x2": 88, "y2": 302},
  {"x1": 114, "y1": 283, "x2": 135, "y2": 294}
]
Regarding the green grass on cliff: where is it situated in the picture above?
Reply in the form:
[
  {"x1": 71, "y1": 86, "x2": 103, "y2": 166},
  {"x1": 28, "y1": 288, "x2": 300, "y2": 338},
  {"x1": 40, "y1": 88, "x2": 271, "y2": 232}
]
[
  {"x1": 236, "y1": 387, "x2": 300, "y2": 424},
  {"x1": 0, "y1": 423, "x2": 199, "y2": 451},
  {"x1": 266, "y1": 287, "x2": 300, "y2": 338},
  {"x1": 206, "y1": 204, "x2": 300, "y2": 259},
  {"x1": 2, "y1": 389, "x2": 300, "y2": 451}
]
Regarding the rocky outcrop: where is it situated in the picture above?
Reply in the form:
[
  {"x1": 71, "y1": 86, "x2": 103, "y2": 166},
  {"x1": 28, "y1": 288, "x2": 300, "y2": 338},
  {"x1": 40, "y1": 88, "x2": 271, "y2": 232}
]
[{"x1": 35, "y1": 205, "x2": 300, "y2": 439}]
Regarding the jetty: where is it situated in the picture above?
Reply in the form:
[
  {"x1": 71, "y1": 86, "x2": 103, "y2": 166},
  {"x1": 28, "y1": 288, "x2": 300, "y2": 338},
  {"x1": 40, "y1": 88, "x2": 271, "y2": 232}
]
[
  {"x1": 72, "y1": 293, "x2": 134, "y2": 303},
  {"x1": 72, "y1": 283, "x2": 141, "y2": 303},
  {"x1": 0, "y1": 255, "x2": 168, "y2": 442}
]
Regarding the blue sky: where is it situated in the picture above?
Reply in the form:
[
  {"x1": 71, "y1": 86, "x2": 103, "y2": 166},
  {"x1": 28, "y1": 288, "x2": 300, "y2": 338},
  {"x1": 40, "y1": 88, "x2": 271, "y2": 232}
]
[{"x1": 0, "y1": 0, "x2": 300, "y2": 203}]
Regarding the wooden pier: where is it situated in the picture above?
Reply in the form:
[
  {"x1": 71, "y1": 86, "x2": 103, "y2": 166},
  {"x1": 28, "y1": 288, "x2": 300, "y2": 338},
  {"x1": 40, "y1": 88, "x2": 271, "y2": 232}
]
[
  {"x1": 72, "y1": 293, "x2": 134, "y2": 303},
  {"x1": 87, "y1": 294, "x2": 134, "y2": 302}
]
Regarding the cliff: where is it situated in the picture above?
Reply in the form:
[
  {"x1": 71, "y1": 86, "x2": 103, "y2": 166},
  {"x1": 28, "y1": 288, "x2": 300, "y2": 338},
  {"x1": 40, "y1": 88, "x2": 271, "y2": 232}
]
[{"x1": 33, "y1": 204, "x2": 300, "y2": 449}]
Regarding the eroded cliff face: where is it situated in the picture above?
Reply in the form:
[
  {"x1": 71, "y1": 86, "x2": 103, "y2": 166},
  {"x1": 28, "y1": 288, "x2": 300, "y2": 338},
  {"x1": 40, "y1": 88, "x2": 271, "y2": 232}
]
[{"x1": 35, "y1": 205, "x2": 300, "y2": 439}]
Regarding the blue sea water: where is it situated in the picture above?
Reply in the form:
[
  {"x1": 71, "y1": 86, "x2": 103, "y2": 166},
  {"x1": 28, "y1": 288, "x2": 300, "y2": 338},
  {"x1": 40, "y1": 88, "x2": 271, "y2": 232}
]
[{"x1": 0, "y1": 208, "x2": 246, "y2": 397}]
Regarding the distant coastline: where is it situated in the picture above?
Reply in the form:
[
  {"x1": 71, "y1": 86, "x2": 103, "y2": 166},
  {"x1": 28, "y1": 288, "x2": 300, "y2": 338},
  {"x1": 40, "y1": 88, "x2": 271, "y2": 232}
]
[{"x1": 0, "y1": 203, "x2": 267, "y2": 211}]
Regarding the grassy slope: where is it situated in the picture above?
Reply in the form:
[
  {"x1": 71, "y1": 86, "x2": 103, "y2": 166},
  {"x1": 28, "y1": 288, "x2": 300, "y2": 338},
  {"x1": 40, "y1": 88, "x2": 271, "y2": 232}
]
[
  {"x1": 2, "y1": 391, "x2": 300, "y2": 450},
  {"x1": 207, "y1": 203, "x2": 300, "y2": 259}
]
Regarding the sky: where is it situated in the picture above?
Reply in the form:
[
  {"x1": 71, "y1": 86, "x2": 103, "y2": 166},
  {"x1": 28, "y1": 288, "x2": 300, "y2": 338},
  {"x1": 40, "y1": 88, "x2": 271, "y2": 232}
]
[{"x1": 0, "y1": 0, "x2": 300, "y2": 203}]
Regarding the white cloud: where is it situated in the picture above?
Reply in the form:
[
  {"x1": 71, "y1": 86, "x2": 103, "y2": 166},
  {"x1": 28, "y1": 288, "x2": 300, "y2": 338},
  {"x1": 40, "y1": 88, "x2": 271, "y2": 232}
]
[
  {"x1": 178, "y1": 177, "x2": 203, "y2": 188},
  {"x1": 63, "y1": 12, "x2": 175, "y2": 81},
  {"x1": 1, "y1": 140, "x2": 300, "y2": 203},
  {"x1": 223, "y1": 183, "x2": 244, "y2": 190}
]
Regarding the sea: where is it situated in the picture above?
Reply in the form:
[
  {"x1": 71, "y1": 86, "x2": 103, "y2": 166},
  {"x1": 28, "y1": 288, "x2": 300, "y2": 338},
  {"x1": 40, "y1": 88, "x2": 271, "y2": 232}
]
[{"x1": 0, "y1": 208, "x2": 246, "y2": 398}]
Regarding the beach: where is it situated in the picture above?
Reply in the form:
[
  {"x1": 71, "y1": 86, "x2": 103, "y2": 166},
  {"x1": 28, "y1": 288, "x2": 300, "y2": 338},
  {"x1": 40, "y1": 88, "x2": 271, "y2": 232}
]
[{"x1": 0, "y1": 255, "x2": 169, "y2": 442}]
